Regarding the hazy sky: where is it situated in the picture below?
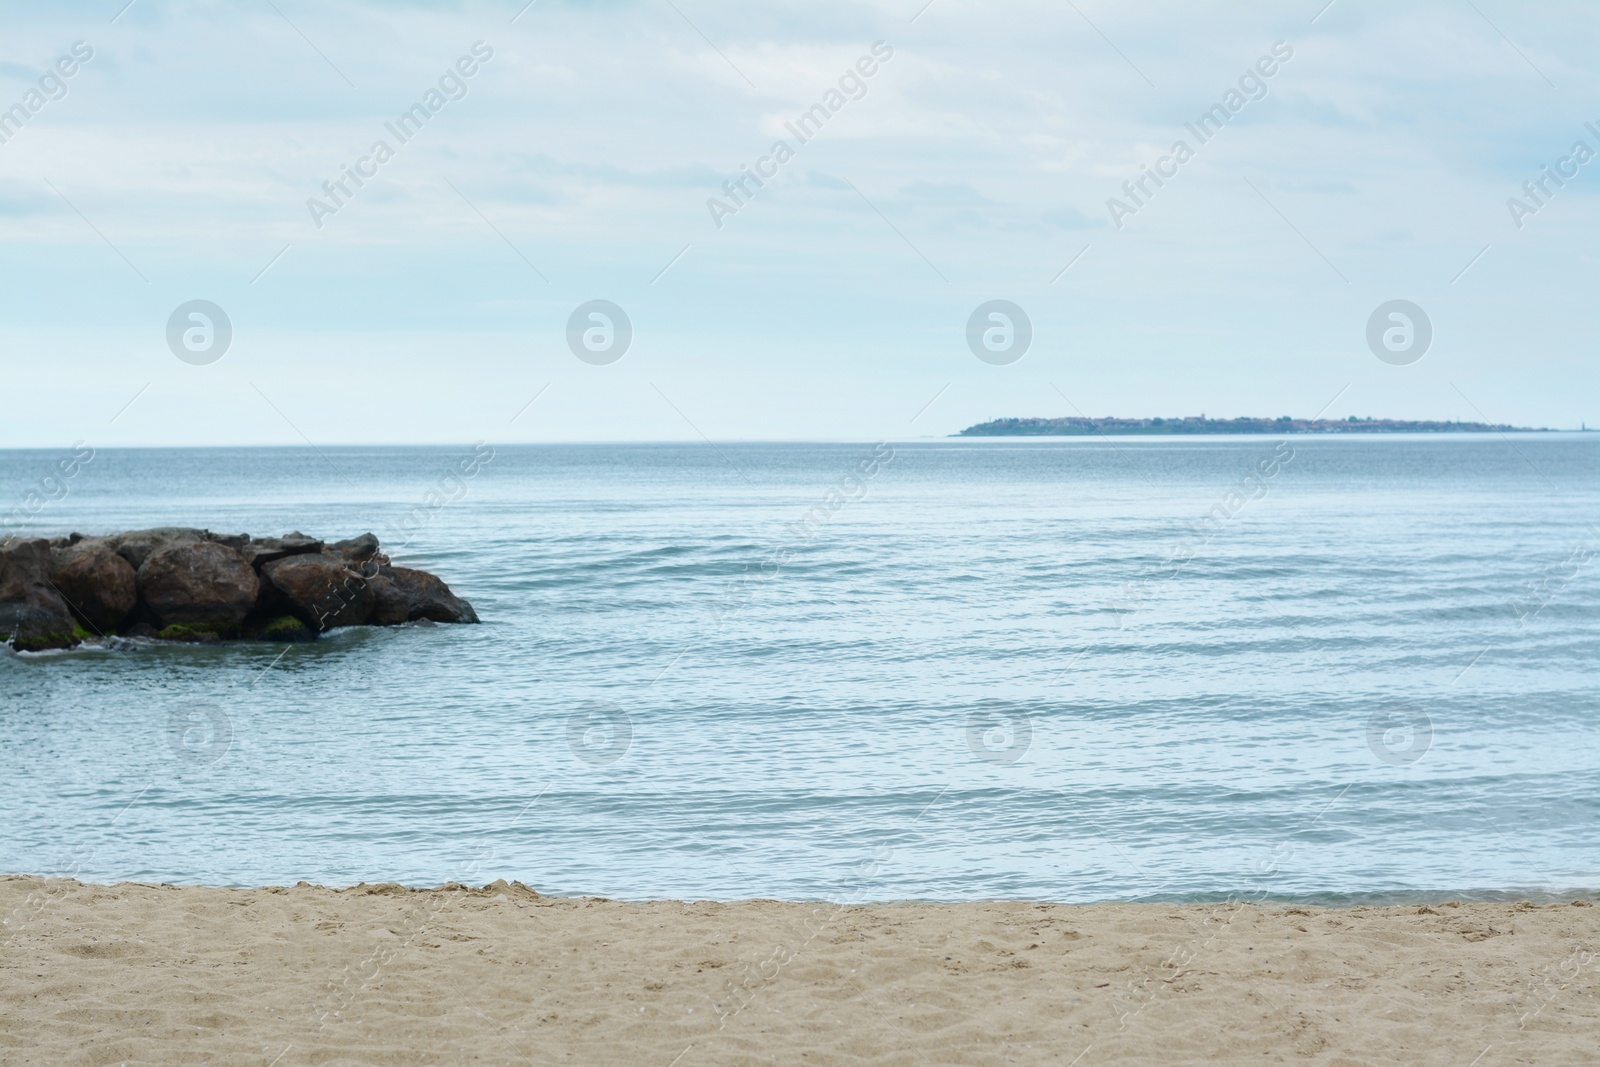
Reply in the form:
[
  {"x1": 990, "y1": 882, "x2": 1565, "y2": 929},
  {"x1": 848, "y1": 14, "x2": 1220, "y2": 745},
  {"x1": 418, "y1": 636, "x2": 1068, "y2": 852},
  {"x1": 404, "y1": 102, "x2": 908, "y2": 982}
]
[{"x1": 1, "y1": 0, "x2": 1595, "y2": 445}]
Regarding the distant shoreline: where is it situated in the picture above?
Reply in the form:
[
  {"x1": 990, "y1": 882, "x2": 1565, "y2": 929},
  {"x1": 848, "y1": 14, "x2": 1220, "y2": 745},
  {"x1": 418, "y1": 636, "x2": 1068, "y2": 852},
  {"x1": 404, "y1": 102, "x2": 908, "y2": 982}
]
[{"x1": 957, "y1": 416, "x2": 1560, "y2": 436}]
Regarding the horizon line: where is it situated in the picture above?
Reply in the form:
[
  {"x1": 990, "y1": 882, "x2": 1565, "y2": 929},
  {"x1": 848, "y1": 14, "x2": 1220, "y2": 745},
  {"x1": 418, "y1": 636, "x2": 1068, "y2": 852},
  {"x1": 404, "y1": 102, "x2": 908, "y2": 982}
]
[{"x1": 1, "y1": 429, "x2": 1595, "y2": 451}]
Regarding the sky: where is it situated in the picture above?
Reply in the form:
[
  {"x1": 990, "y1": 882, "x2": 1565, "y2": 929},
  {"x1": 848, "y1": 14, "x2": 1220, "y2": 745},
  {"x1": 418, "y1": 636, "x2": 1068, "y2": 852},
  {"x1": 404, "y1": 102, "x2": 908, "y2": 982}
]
[{"x1": 0, "y1": 0, "x2": 1596, "y2": 446}]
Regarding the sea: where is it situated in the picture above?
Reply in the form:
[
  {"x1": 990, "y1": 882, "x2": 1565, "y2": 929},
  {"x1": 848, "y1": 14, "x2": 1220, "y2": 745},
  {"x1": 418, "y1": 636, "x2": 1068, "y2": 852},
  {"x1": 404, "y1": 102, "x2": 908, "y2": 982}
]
[{"x1": 1, "y1": 436, "x2": 1596, "y2": 904}]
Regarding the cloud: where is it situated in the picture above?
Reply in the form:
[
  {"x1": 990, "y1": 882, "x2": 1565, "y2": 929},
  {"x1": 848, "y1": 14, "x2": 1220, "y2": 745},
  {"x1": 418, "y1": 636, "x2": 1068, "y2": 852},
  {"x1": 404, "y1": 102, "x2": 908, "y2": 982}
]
[
  {"x1": 803, "y1": 172, "x2": 850, "y2": 190},
  {"x1": 900, "y1": 180, "x2": 988, "y2": 204},
  {"x1": 0, "y1": 0, "x2": 1596, "y2": 444}
]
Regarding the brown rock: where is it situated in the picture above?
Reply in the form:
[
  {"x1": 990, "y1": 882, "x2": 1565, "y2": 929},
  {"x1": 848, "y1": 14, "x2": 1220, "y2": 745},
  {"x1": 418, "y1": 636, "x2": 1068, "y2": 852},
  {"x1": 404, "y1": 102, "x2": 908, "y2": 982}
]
[
  {"x1": 0, "y1": 538, "x2": 52, "y2": 601},
  {"x1": 107, "y1": 528, "x2": 208, "y2": 570},
  {"x1": 137, "y1": 542, "x2": 260, "y2": 629},
  {"x1": 8, "y1": 583, "x2": 79, "y2": 652},
  {"x1": 48, "y1": 536, "x2": 121, "y2": 587},
  {"x1": 329, "y1": 533, "x2": 381, "y2": 563},
  {"x1": 241, "y1": 532, "x2": 325, "y2": 569},
  {"x1": 262, "y1": 553, "x2": 373, "y2": 630},
  {"x1": 367, "y1": 575, "x2": 411, "y2": 626},
  {"x1": 249, "y1": 615, "x2": 318, "y2": 643},
  {"x1": 387, "y1": 566, "x2": 479, "y2": 624},
  {"x1": 1, "y1": 539, "x2": 80, "y2": 650},
  {"x1": 52, "y1": 548, "x2": 138, "y2": 633}
]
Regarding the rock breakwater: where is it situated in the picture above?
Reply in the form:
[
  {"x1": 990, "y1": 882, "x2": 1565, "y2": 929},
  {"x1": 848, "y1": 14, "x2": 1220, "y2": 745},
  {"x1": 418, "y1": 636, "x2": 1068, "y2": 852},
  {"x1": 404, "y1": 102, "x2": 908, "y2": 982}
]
[{"x1": 0, "y1": 528, "x2": 477, "y2": 652}]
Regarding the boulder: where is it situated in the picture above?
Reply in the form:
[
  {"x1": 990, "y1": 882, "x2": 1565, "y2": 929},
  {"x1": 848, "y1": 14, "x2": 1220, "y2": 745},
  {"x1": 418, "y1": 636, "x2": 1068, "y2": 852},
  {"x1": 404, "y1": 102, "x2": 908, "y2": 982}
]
[
  {"x1": 50, "y1": 537, "x2": 99, "y2": 572},
  {"x1": 387, "y1": 566, "x2": 479, "y2": 624},
  {"x1": 262, "y1": 553, "x2": 373, "y2": 630},
  {"x1": 250, "y1": 615, "x2": 318, "y2": 643},
  {"x1": 205, "y1": 531, "x2": 251, "y2": 553},
  {"x1": 40, "y1": 530, "x2": 240, "y2": 568},
  {"x1": 1, "y1": 539, "x2": 79, "y2": 651},
  {"x1": 242, "y1": 532, "x2": 324, "y2": 569},
  {"x1": 137, "y1": 542, "x2": 260, "y2": 629},
  {"x1": 0, "y1": 538, "x2": 52, "y2": 601},
  {"x1": 329, "y1": 532, "x2": 381, "y2": 563},
  {"x1": 52, "y1": 548, "x2": 138, "y2": 632},
  {"x1": 249, "y1": 570, "x2": 293, "y2": 619},
  {"x1": 8, "y1": 584, "x2": 79, "y2": 652},
  {"x1": 108, "y1": 528, "x2": 209, "y2": 571},
  {"x1": 367, "y1": 575, "x2": 411, "y2": 626}
]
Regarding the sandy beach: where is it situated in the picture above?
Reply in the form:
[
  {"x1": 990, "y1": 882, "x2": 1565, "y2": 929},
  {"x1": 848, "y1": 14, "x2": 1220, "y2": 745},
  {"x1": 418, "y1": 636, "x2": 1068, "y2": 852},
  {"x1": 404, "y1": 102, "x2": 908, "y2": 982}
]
[{"x1": 2, "y1": 878, "x2": 1596, "y2": 1065}]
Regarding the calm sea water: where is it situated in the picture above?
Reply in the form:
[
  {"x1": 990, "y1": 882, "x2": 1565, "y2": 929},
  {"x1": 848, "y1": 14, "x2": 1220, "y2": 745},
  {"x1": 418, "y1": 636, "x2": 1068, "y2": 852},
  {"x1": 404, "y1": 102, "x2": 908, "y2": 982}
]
[{"x1": 1, "y1": 437, "x2": 1596, "y2": 903}]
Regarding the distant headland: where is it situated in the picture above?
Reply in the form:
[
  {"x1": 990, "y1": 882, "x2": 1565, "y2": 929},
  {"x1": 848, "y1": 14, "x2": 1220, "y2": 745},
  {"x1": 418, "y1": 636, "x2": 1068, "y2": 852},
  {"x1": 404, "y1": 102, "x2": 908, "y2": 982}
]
[{"x1": 956, "y1": 415, "x2": 1552, "y2": 436}]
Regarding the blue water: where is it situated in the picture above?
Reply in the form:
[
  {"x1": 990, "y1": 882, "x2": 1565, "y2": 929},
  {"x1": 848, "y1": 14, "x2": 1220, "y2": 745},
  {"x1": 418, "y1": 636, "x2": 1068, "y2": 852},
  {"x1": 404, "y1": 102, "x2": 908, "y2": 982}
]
[{"x1": 2, "y1": 437, "x2": 1596, "y2": 902}]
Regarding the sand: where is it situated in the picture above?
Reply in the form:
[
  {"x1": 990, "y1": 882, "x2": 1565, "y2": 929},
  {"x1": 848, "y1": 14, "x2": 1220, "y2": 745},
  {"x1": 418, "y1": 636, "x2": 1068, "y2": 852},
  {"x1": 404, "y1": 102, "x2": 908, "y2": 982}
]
[{"x1": 2, "y1": 877, "x2": 1596, "y2": 1066}]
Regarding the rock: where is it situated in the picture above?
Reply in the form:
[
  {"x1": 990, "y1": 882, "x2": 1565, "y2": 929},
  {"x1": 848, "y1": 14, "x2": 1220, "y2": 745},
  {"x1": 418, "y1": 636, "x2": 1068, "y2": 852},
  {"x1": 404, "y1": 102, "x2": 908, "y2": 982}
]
[
  {"x1": 50, "y1": 535, "x2": 109, "y2": 574},
  {"x1": 107, "y1": 528, "x2": 208, "y2": 571},
  {"x1": 387, "y1": 566, "x2": 479, "y2": 624},
  {"x1": 281, "y1": 531, "x2": 322, "y2": 550},
  {"x1": 367, "y1": 575, "x2": 411, "y2": 626},
  {"x1": 52, "y1": 548, "x2": 138, "y2": 633},
  {"x1": 137, "y1": 542, "x2": 260, "y2": 629},
  {"x1": 262, "y1": 553, "x2": 373, "y2": 630},
  {"x1": 249, "y1": 615, "x2": 318, "y2": 643},
  {"x1": 69, "y1": 528, "x2": 248, "y2": 572},
  {"x1": 12, "y1": 529, "x2": 477, "y2": 645},
  {"x1": 240, "y1": 544, "x2": 281, "y2": 568},
  {"x1": 8, "y1": 584, "x2": 80, "y2": 652},
  {"x1": 0, "y1": 538, "x2": 52, "y2": 601},
  {"x1": 249, "y1": 570, "x2": 293, "y2": 619},
  {"x1": 241, "y1": 532, "x2": 324, "y2": 569},
  {"x1": 329, "y1": 533, "x2": 381, "y2": 563},
  {"x1": 0, "y1": 539, "x2": 79, "y2": 651}
]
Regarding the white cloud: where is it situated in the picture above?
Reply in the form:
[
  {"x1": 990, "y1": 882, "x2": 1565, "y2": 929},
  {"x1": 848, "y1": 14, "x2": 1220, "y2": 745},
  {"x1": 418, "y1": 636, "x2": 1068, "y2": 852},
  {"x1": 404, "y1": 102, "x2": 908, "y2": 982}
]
[{"x1": 0, "y1": 0, "x2": 1596, "y2": 445}]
